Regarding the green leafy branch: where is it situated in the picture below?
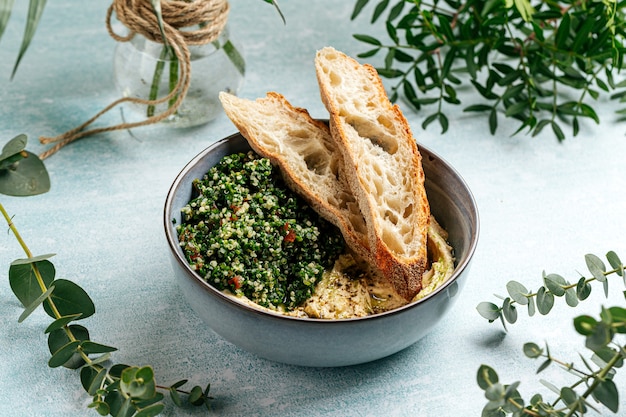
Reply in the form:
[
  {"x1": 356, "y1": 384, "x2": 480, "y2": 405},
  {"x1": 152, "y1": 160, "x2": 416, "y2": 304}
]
[
  {"x1": 0, "y1": 136, "x2": 213, "y2": 416},
  {"x1": 351, "y1": 0, "x2": 626, "y2": 140},
  {"x1": 476, "y1": 251, "x2": 626, "y2": 416},
  {"x1": 477, "y1": 251, "x2": 626, "y2": 329}
]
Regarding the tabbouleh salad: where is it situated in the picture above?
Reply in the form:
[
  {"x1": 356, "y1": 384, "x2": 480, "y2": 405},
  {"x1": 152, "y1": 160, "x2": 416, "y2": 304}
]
[{"x1": 177, "y1": 151, "x2": 345, "y2": 311}]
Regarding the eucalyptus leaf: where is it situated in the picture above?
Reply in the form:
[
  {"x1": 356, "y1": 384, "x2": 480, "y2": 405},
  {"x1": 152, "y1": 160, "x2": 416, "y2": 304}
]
[
  {"x1": 565, "y1": 287, "x2": 579, "y2": 307},
  {"x1": 573, "y1": 315, "x2": 597, "y2": 336},
  {"x1": 477, "y1": 365, "x2": 499, "y2": 390},
  {"x1": 42, "y1": 279, "x2": 95, "y2": 320},
  {"x1": 502, "y1": 297, "x2": 517, "y2": 324},
  {"x1": 544, "y1": 273, "x2": 567, "y2": 296},
  {"x1": 522, "y1": 342, "x2": 542, "y2": 358},
  {"x1": 18, "y1": 284, "x2": 54, "y2": 323},
  {"x1": 585, "y1": 253, "x2": 607, "y2": 282},
  {"x1": 189, "y1": 385, "x2": 205, "y2": 406},
  {"x1": 134, "y1": 403, "x2": 165, "y2": 417},
  {"x1": 506, "y1": 280, "x2": 529, "y2": 305},
  {"x1": 48, "y1": 324, "x2": 89, "y2": 369},
  {"x1": 536, "y1": 286, "x2": 554, "y2": 315},
  {"x1": 48, "y1": 340, "x2": 81, "y2": 368},
  {"x1": 0, "y1": 134, "x2": 27, "y2": 161},
  {"x1": 9, "y1": 259, "x2": 55, "y2": 307},
  {"x1": 576, "y1": 277, "x2": 592, "y2": 301},
  {"x1": 85, "y1": 367, "x2": 108, "y2": 396},
  {"x1": 11, "y1": 253, "x2": 56, "y2": 265},
  {"x1": 0, "y1": 150, "x2": 50, "y2": 196},
  {"x1": 44, "y1": 313, "x2": 82, "y2": 333},
  {"x1": 592, "y1": 379, "x2": 619, "y2": 412},
  {"x1": 606, "y1": 251, "x2": 623, "y2": 277}
]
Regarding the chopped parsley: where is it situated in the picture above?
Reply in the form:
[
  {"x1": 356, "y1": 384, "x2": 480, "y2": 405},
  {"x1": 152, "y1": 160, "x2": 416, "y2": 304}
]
[{"x1": 177, "y1": 151, "x2": 345, "y2": 311}]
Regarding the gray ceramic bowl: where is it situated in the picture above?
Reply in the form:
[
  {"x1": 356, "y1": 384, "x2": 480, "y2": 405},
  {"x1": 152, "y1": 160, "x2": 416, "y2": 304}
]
[{"x1": 164, "y1": 132, "x2": 479, "y2": 367}]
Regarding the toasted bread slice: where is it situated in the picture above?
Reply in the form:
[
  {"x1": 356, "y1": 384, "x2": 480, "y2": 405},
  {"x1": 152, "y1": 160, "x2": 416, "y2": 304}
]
[
  {"x1": 218, "y1": 91, "x2": 371, "y2": 260},
  {"x1": 315, "y1": 46, "x2": 430, "y2": 300}
]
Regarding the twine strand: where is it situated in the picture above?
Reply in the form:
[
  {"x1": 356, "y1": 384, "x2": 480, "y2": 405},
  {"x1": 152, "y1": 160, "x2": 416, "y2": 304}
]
[{"x1": 39, "y1": 0, "x2": 229, "y2": 160}]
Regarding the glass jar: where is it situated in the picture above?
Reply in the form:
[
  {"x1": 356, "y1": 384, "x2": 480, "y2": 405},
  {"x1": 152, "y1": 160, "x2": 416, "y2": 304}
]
[{"x1": 113, "y1": 25, "x2": 244, "y2": 128}]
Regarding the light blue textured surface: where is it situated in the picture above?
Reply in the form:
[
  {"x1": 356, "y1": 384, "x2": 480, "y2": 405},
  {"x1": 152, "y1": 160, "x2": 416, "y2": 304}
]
[{"x1": 1, "y1": 1, "x2": 625, "y2": 416}]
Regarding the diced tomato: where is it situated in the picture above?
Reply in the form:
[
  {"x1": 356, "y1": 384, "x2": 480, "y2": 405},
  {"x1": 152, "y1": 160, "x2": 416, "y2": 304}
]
[
  {"x1": 284, "y1": 229, "x2": 296, "y2": 243},
  {"x1": 228, "y1": 275, "x2": 243, "y2": 289}
]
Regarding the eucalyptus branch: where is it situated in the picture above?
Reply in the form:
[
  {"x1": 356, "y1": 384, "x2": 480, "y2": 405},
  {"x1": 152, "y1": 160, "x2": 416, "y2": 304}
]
[
  {"x1": 476, "y1": 250, "x2": 626, "y2": 416},
  {"x1": 477, "y1": 252, "x2": 626, "y2": 329}
]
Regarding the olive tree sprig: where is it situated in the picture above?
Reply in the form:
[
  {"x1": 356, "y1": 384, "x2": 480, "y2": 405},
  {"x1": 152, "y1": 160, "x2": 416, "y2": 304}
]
[
  {"x1": 477, "y1": 251, "x2": 626, "y2": 329},
  {"x1": 0, "y1": 203, "x2": 214, "y2": 416},
  {"x1": 476, "y1": 251, "x2": 626, "y2": 416},
  {"x1": 351, "y1": 0, "x2": 626, "y2": 140}
]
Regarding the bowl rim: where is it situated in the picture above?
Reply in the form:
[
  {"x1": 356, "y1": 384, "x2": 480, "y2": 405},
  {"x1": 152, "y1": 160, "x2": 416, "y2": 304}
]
[{"x1": 164, "y1": 132, "x2": 480, "y2": 324}]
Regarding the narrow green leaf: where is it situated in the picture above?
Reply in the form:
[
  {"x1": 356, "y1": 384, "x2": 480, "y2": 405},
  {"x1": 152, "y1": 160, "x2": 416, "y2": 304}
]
[
  {"x1": 48, "y1": 340, "x2": 80, "y2": 368},
  {"x1": 551, "y1": 121, "x2": 565, "y2": 141},
  {"x1": 10, "y1": 253, "x2": 56, "y2": 265},
  {"x1": 371, "y1": 0, "x2": 390, "y2": 23},
  {"x1": 12, "y1": 0, "x2": 48, "y2": 79},
  {"x1": 421, "y1": 112, "x2": 439, "y2": 130},
  {"x1": 555, "y1": 12, "x2": 571, "y2": 50},
  {"x1": 384, "y1": 20, "x2": 398, "y2": 43},
  {"x1": 80, "y1": 341, "x2": 118, "y2": 355},
  {"x1": 353, "y1": 34, "x2": 382, "y2": 46},
  {"x1": 0, "y1": 0, "x2": 15, "y2": 40},
  {"x1": 89, "y1": 352, "x2": 113, "y2": 366},
  {"x1": 464, "y1": 104, "x2": 492, "y2": 112},
  {"x1": 222, "y1": 40, "x2": 245, "y2": 76},
  {"x1": 438, "y1": 112, "x2": 449, "y2": 134},
  {"x1": 387, "y1": 0, "x2": 404, "y2": 21},
  {"x1": 357, "y1": 48, "x2": 380, "y2": 59},
  {"x1": 532, "y1": 119, "x2": 551, "y2": 137},
  {"x1": 135, "y1": 403, "x2": 165, "y2": 417},
  {"x1": 585, "y1": 253, "x2": 607, "y2": 282},
  {"x1": 489, "y1": 108, "x2": 497, "y2": 134},
  {"x1": 505, "y1": 101, "x2": 527, "y2": 117},
  {"x1": 536, "y1": 358, "x2": 552, "y2": 373},
  {"x1": 501, "y1": 84, "x2": 525, "y2": 101},
  {"x1": 350, "y1": 0, "x2": 369, "y2": 20}
]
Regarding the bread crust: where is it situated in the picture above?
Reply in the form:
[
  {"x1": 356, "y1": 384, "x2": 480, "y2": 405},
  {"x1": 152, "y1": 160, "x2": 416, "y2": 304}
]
[
  {"x1": 315, "y1": 47, "x2": 430, "y2": 300},
  {"x1": 218, "y1": 91, "x2": 371, "y2": 261}
]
